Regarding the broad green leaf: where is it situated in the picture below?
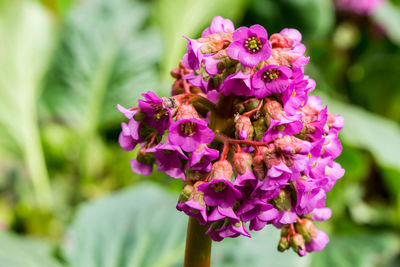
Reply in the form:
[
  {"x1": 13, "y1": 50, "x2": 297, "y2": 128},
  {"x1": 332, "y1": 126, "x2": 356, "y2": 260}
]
[
  {"x1": 64, "y1": 182, "x2": 187, "y2": 267},
  {"x1": 0, "y1": 0, "x2": 54, "y2": 208},
  {"x1": 311, "y1": 233, "x2": 400, "y2": 267},
  {"x1": 41, "y1": 0, "x2": 162, "y2": 179},
  {"x1": 152, "y1": 0, "x2": 248, "y2": 80},
  {"x1": 0, "y1": 231, "x2": 63, "y2": 267},
  {"x1": 42, "y1": 0, "x2": 162, "y2": 130},
  {"x1": 374, "y1": 1, "x2": 400, "y2": 46}
]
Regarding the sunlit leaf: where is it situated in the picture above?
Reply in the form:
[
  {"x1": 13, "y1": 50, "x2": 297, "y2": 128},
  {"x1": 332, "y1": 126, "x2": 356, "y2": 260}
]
[
  {"x1": 42, "y1": 0, "x2": 162, "y2": 130},
  {"x1": 0, "y1": 0, "x2": 54, "y2": 208},
  {"x1": 64, "y1": 182, "x2": 187, "y2": 267}
]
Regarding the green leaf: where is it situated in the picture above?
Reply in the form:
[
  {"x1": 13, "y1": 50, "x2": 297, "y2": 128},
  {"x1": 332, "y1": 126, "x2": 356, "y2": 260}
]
[
  {"x1": 0, "y1": 0, "x2": 54, "y2": 208},
  {"x1": 0, "y1": 231, "x2": 63, "y2": 267},
  {"x1": 42, "y1": 0, "x2": 162, "y2": 130},
  {"x1": 152, "y1": 0, "x2": 248, "y2": 80},
  {"x1": 374, "y1": 1, "x2": 400, "y2": 46},
  {"x1": 311, "y1": 233, "x2": 400, "y2": 267},
  {"x1": 64, "y1": 183, "x2": 187, "y2": 267}
]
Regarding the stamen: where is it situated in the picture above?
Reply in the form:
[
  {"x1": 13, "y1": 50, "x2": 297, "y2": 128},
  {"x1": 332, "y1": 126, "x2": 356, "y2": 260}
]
[
  {"x1": 262, "y1": 69, "x2": 281, "y2": 82},
  {"x1": 244, "y1": 36, "x2": 263, "y2": 53}
]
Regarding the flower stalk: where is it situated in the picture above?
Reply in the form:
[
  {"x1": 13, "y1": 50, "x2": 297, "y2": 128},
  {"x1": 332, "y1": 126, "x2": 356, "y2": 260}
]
[{"x1": 184, "y1": 216, "x2": 212, "y2": 267}]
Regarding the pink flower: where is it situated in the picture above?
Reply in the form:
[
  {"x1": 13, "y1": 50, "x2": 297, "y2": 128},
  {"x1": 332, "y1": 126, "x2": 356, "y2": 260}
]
[
  {"x1": 252, "y1": 65, "x2": 293, "y2": 97},
  {"x1": 202, "y1": 16, "x2": 234, "y2": 37},
  {"x1": 221, "y1": 71, "x2": 253, "y2": 97},
  {"x1": 169, "y1": 118, "x2": 214, "y2": 152},
  {"x1": 228, "y1": 25, "x2": 271, "y2": 67}
]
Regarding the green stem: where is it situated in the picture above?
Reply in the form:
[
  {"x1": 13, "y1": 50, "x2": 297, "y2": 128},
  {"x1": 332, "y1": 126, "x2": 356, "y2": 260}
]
[{"x1": 184, "y1": 216, "x2": 212, "y2": 267}]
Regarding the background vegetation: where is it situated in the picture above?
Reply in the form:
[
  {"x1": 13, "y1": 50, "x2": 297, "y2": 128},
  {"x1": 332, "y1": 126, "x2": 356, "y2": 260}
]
[{"x1": 0, "y1": 0, "x2": 399, "y2": 266}]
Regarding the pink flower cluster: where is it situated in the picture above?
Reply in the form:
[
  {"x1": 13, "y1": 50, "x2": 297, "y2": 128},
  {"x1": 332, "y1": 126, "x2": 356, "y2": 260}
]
[{"x1": 118, "y1": 16, "x2": 345, "y2": 256}]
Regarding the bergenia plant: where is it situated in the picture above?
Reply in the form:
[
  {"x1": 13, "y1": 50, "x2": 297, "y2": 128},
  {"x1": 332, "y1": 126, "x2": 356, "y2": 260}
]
[{"x1": 118, "y1": 16, "x2": 345, "y2": 266}]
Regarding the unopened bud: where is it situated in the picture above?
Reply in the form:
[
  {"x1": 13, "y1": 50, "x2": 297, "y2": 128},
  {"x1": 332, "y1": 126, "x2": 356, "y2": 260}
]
[
  {"x1": 269, "y1": 33, "x2": 292, "y2": 49},
  {"x1": 176, "y1": 104, "x2": 199, "y2": 120},
  {"x1": 234, "y1": 103, "x2": 245, "y2": 114},
  {"x1": 278, "y1": 236, "x2": 289, "y2": 252},
  {"x1": 244, "y1": 98, "x2": 261, "y2": 112},
  {"x1": 295, "y1": 219, "x2": 313, "y2": 243},
  {"x1": 253, "y1": 117, "x2": 268, "y2": 141},
  {"x1": 233, "y1": 152, "x2": 253, "y2": 175},
  {"x1": 210, "y1": 160, "x2": 233, "y2": 181},
  {"x1": 235, "y1": 115, "x2": 254, "y2": 140},
  {"x1": 290, "y1": 233, "x2": 306, "y2": 254},
  {"x1": 178, "y1": 184, "x2": 194, "y2": 203},
  {"x1": 252, "y1": 153, "x2": 265, "y2": 179},
  {"x1": 263, "y1": 100, "x2": 284, "y2": 121}
]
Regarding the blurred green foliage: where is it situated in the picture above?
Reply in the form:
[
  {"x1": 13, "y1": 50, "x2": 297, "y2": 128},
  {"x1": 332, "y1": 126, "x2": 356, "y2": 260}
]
[{"x1": 0, "y1": 0, "x2": 399, "y2": 266}]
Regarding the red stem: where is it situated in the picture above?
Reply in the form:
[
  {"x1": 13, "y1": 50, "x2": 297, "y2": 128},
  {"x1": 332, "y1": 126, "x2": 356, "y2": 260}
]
[
  {"x1": 214, "y1": 132, "x2": 272, "y2": 147},
  {"x1": 220, "y1": 141, "x2": 230, "y2": 160}
]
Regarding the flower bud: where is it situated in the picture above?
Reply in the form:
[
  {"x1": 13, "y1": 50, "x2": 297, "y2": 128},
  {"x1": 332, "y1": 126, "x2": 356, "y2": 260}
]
[
  {"x1": 252, "y1": 151, "x2": 266, "y2": 180},
  {"x1": 210, "y1": 160, "x2": 233, "y2": 181},
  {"x1": 176, "y1": 104, "x2": 199, "y2": 120},
  {"x1": 244, "y1": 98, "x2": 261, "y2": 112},
  {"x1": 178, "y1": 184, "x2": 194, "y2": 203},
  {"x1": 278, "y1": 236, "x2": 289, "y2": 252},
  {"x1": 290, "y1": 233, "x2": 306, "y2": 255},
  {"x1": 295, "y1": 219, "x2": 314, "y2": 243},
  {"x1": 234, "y1": 103, "x2": 245, "y2": 114},
  {"x1": 233, "y1": 152, "x2": 253, "y2": 175},
  {"x1": 269, "y1": 33, "x2": 292, "y2": 49},
  {"x1": 263, "y1": 100, "x2": 284, "y2": 121},
  {"x1": 235, "y1": 115, "x2": 254, "y2": 140},
  {"x1": 253, "y1": 117, "x2": 268, "y2": 141}
]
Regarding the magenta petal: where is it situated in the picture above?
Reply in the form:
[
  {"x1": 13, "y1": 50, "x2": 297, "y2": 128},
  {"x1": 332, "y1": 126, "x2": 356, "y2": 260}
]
[
  {"x1": 117, "y1": 104, "x2": 135, "y2": 119},
  {"x1": 306, "y1": 229, "x2": 329, "y2": 252},
  {"x1": 130, "y1": 159, "x2": 152, "y2": 176},
  {"x1": 312, "y1": 207, "x2": 332, "y2": 221}
]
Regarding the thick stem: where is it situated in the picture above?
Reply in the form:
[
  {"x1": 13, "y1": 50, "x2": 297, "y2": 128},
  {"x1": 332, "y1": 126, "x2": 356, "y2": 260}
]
[{"x1": 184, "y1": 216, "x2": 212, "y2": 267}]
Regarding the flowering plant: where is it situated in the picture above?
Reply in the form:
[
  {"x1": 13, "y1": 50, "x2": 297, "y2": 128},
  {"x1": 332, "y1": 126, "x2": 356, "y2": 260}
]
[{"x1": 118, "y1": 16, "x2": 344, "y2": 263}]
